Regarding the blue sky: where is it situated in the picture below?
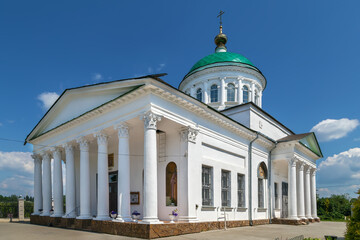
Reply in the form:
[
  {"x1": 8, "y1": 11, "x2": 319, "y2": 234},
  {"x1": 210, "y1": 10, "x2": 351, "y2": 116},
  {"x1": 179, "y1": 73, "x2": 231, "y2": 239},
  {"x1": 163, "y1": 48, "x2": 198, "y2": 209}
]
[{"x1": 0, "y1": 1, "x2": 359, "y2": 198}]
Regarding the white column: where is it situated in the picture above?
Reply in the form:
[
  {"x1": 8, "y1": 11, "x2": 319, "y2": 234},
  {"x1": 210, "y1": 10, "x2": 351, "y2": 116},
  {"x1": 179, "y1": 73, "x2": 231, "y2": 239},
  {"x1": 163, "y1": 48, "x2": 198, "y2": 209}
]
[
  {"x1": 93, "y1": 131, "x2": 111, "y2": 221},
  {"x1": 237, "y1": 78, "x2": 242, "y2": 104},
  {"x1": 76, "y1": 137, "x2": 92, "y2": 219},
  {"x1": 220, "y1": 77, "x2": 225, "y2": 106},
  {"x1": 304, "y1": 166, "x2": 312, "y2": 219},
  {"x1": 311, "y1": 169, "x2": 318, "y2": 219},
  {"x1": 203, "y1": 81, "x2": 208, "y2": 104},
  {"x1": 64, "y1": 144, "x2": 76, "y2": 218},
  {"x1": 115, "y1": 124, "x2": 131, "y2": 222},
  {"x1": 141, "y1": 111, "x2": 162, "y2": 224},
  {"x1": 32, "y1": 154, "x2": 42, "y2": 215},
  {"x1": 179, "y1": 126, "x2": 199, "y2": 222},
  {"x1": 52, "y1": 147, "x2": 64, "y2": 217},
  {"x1": 41, "y1": 152, "x2": 52, "y2": 216},
  {"x1": 288, "y1": 157, "x2": 298, "y2": 220},
  {"x1": 251, "y1": 82, "x2": 255, "y2": 102},
  {"x1": 297, "y1": 162, "x2": 305, "y2": 219}
]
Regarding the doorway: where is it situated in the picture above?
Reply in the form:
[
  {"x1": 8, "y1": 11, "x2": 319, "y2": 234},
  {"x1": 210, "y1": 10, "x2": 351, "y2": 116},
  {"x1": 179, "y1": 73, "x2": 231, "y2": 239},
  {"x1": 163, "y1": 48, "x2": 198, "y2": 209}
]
[
  {"x1": 109, "y1": 171, "x2": 118, "y2": 213},
  {"x1": 281, "y1": 182, "x2": 288, "y2": 218}
]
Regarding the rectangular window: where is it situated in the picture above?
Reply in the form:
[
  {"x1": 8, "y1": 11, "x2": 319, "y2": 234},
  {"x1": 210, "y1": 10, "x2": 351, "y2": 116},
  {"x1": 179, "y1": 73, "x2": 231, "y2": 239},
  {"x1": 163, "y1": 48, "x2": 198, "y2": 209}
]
[
  {"x1": 258, "y1": 178, "x2": 264, "y2": 208},
  {"x1": 274, "y1": 182, "x2": 279, "y2": 209},
  {"x1": 221, "y1": 170, "x2": 231, "y2": 207},
  {"x1": 202, "y1": 166, "x2": 213, "y2": 206},
  {"x1": 237, "y1": 174, "x2": 245, "y2": 208}
]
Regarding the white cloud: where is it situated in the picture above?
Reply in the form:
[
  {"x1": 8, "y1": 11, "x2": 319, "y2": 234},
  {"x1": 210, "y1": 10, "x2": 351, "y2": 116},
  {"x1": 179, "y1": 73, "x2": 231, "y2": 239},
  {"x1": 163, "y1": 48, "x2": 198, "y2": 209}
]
[
  {"x1": 0, "y1": 151, "x2": 33, "y2": 174},
  {"x1": 156, "y1": 63, "x2": 166, "y2": 72},
  {"x1": 92, "y1": 73, "x2": 103, "y2": 81},
  {"x1": 317, "y1": 148, "x2": 360, "y2": 197},
  {"x1": 0, "y1": 175, "x2": 34, "y2": 196},
  {"x1": 310, "y1": 118, "x2": 359, "y2": 142},
  {"x1": 37, "y1": 92, "x2": 60, "y2": 110}
]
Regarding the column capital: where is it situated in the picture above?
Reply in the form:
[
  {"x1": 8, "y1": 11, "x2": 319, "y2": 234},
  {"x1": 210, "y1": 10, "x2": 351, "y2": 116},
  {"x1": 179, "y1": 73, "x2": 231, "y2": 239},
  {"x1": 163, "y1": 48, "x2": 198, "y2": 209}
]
[
  {"x1": 142, "y1": 111, "x2": 161, "y2": 130},
  {"x1": 77, "y1": 136, "x2": 90, "y2": 150},
  {"x1": 180, "y1": 126, "x2": 199, "y2": 143},
  {"x1": 94, "y1": 131, "x2": 108, "y2": 146},
  {"x1": 115, "y1": 123, "x2": 129, "y2": 138},
  {"x1": 311, "y1": 168, "x2": 317, "y2": 176},
  {"x1": 40, "y1": 151, "x2": 52, "y2": 161},
  {"x1": 50, "y1": 147, "x2": 62, "y2": 156},
  {"x1": 63, "y1": 143, "x2": 75, "y2": 154},
  {"x1": 31, "y1": 154, "x2": 42, "y2": 164},
  {"x1": 298, "y1": 161, "x2": 305, "y2": 171},
  {"x1": 288, "y1": 157, "x2": 298, "y2": 167}
]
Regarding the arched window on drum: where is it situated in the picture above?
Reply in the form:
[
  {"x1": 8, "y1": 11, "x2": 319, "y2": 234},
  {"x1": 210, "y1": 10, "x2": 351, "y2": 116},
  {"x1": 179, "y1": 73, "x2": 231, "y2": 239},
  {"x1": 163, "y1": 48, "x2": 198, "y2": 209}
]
[
  {"x1": 210, "y1": 84, "x2": 218, "y2": 102},
  {"x1": 227, "y1": 83, "x2": 235, "y2": 102},
  {"x1": 243, "y1": 85, "x2": 249, "y2": 103},
  {"x1": 196, "y1": 88, "x2": 203, "y2": 102},
  {"x1": 166, "y1": 162, "x2": 177, "y2": 206}
]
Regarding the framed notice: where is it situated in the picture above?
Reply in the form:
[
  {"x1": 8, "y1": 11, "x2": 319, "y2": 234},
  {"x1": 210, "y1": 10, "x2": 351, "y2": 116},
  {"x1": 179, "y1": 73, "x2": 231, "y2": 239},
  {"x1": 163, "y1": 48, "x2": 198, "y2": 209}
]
[{"x1": 130, "y1": 192, "x2": 140, "y2": 205}]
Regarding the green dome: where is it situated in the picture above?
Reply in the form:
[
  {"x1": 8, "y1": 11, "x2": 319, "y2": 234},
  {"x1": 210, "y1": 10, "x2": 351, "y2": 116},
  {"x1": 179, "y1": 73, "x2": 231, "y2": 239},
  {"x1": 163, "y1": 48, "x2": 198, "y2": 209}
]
[{"x1": 184, "y1": 52, "x2": 260, "y2": 78}]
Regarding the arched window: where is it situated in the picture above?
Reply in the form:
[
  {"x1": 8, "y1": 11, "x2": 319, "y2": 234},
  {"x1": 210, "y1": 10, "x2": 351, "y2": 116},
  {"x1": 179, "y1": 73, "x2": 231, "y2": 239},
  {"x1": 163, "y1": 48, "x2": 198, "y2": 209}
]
[
  {"x1": 257, "y1": 162, "x2": 268, "y2": 208},
  {"x1": 243, "y1": 85, "x2": 249, "y2": 103},
  {"x1": 227, "y1": 83, "x2": 235, "y2": 102},
  {"x1": 210, "y1": 84, "x2": 218, "y2": 102},
  {"x1": 254, "y1": 90, "x2": 259, "y2": 105},
  {"x1": 196, "y1": 88, "x2": 203, "y2": 101},
  {"x1": 166, "y1": 162, "x2": 177, "y2": 206}
]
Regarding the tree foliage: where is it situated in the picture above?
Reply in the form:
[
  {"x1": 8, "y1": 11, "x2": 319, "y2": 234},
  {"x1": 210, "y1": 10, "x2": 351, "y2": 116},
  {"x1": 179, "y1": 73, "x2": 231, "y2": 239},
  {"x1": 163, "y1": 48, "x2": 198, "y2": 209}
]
[
  {"x1": 345, "y1": 189, "x2": 360, "y2": 240},
  {"x1": 317, "y1": 194, "x2": 352, "y2": 220},
  {"x1": 0, "y1": 195, "x2": 34, "y2": 218}
]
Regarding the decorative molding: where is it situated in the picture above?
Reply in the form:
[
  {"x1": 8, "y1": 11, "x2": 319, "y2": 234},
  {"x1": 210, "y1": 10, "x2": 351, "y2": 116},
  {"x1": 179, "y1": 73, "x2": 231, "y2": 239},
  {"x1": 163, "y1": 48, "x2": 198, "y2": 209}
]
[
  {"x1": 142, "y1": 111, "x2": 162, "y2": 130},
  {"x1": 115, "y1": 123, "x2": 129, "y2": 138},
  {"x1": 28, "y1": 82, "x2": 274, "y2": 150},
  {"x1": 305, "y1": 166, "x2": 311, "y2": 174},
  {"x1": 181, "y1": 65, "x2": 266, "y2": 90},
  {"x1": 180, "y1": 126, "x2": 199, "y2": 143},
  {"x1": 311, "y1": 168, "x2": 317, "y2": 176}
]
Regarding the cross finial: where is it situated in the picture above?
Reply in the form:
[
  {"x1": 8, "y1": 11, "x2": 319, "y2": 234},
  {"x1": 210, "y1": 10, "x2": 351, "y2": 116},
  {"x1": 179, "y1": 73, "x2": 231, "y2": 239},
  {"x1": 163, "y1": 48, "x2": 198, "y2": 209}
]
[{"x1": 217, "y1": 10, "x2": 225, "y2": 26}]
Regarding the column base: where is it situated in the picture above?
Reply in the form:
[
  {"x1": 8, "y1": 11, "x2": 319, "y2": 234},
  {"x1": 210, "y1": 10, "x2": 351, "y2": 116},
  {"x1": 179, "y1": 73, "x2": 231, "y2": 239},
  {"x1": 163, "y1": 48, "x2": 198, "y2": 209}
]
[
  {"x1": 51, "y1": 213, "x2": 64, "y2": 218},
  {"x1": 306, "y1": 216, "x2": 313, "y2": 220},
  {"x1": 63, "y1": 214, "x2": 77, "y2": 219},
  {"x1": 93, "y1": 216, "x2": 112, "y2": 221},
  {"x1": 140, "y1": 218, "x2": 163, "y2": 224},
  {"x1": 40, "y1": 212, "x2": 51, "y2": 217},
  {"x1": 113, "y1": 216, "x2": 132, "y2": 222},
  {"x1": 178, "y1": 216, "x2": 198, "y2": 222},
  {"x1": 288, "y1": 216, "x2": 300, "y2": 220},
  {"x1": 76, "y1": 215, "x2": 93, "y2": 220},
  {"x1": 31, "y1": 213, "x2": 40, "y2": 216}
]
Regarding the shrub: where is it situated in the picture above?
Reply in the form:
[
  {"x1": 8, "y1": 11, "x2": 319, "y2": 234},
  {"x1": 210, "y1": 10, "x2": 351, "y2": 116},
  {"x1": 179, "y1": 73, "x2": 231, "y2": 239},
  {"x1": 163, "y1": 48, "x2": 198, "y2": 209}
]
[{"x1": 345, "y1": 189, "x2": 360, "y2": 240}]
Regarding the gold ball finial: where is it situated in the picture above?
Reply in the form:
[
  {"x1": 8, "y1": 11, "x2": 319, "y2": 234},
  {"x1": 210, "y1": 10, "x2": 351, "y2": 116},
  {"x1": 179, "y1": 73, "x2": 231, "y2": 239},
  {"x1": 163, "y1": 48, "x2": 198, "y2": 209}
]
[{"x1": 215, "y1": 10, "x2": 227, "y2": 52}]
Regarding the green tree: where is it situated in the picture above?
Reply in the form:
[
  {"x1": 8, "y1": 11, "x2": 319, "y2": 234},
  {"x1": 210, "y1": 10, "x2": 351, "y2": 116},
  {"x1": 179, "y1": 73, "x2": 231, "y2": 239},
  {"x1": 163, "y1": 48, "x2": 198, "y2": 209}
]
[
  {"x1": 317, "y1": 194, "x2": 352, "y2": 221},
  {"x1": 345, "y1": 189, "x2": 360, "y2": 240}
]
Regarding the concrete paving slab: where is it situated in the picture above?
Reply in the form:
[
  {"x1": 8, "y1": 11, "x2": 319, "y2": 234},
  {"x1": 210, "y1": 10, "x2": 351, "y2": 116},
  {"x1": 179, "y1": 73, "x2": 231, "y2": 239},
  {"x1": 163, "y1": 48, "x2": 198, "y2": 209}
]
[{"x1": 0, "y1": 221, "x2": 346, "y2": 240}]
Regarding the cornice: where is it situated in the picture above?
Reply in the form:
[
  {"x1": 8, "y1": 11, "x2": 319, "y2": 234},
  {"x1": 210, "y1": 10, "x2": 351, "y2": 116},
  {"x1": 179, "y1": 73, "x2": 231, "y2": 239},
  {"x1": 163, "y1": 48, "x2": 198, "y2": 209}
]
[
  {"x1": 29, "y1": 82, "x2": 274, "y2": 150},
  {"x1": 180, "y1": 65, "x2": 266, "y2": 90}
]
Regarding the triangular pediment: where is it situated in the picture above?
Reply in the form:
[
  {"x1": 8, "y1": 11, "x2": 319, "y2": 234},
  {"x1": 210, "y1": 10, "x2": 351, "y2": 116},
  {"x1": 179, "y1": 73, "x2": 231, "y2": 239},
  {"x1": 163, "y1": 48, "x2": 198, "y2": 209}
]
[
  {"x1": 27, "y1": 80, "x2": 144, "y2": 141},
  {"x1": 278, "y1": 132, "x2": 323, "y2": 158}
]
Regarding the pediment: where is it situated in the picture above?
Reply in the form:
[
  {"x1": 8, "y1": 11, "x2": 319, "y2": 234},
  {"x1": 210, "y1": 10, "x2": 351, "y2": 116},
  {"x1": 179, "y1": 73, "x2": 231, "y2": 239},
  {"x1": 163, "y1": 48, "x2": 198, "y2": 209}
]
[{"x1": 28, "y1": 82, "x2": 143, "y2": 141}]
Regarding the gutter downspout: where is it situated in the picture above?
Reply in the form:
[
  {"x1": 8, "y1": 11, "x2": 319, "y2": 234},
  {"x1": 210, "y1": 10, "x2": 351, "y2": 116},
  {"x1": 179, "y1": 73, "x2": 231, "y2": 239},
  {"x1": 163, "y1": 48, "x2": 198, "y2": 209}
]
[
  {"x1": 248, "y1": 132, "x2": 259, "y2": 226},
  {"x1": 268, "y1": 142, "x2": 277, "y2": 224}
]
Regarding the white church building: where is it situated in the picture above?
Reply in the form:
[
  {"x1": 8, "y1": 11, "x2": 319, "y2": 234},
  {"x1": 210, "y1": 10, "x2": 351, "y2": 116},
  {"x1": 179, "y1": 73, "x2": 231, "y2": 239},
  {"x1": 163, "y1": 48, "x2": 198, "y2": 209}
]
[{"x1": 26, "y1": 24, "x2": 321, "y2": 234}]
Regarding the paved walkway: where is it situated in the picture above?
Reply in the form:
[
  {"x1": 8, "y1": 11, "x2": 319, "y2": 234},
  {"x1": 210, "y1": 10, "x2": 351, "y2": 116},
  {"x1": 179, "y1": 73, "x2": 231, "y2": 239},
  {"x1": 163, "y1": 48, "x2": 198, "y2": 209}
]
[{"x1": 0, "y1": 221, "x2": 346, "y2": 240}]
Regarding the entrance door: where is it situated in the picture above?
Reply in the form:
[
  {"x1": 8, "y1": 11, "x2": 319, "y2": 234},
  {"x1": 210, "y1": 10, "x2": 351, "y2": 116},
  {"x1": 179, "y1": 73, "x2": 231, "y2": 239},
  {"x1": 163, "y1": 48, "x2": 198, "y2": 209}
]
[
  {"x1": 109, "y1": 171, "x2": 118, "y2": 213},
  {"x1": 281, "y1": 182, "x2": 288, "y2": 218}
]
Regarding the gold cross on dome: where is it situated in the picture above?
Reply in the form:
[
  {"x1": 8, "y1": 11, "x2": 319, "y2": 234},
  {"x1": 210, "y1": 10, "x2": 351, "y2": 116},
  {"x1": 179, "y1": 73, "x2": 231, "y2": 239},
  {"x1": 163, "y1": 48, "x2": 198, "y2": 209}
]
[{"x1": 217, "y1": 10, "x2": 225, "y2": 26}]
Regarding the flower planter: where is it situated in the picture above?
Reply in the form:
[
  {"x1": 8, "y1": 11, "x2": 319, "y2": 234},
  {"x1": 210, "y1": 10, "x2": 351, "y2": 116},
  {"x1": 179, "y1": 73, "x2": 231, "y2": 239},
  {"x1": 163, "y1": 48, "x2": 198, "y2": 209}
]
[{"x1": 169, "y1": 214, "x2": 176, "y2": 223}]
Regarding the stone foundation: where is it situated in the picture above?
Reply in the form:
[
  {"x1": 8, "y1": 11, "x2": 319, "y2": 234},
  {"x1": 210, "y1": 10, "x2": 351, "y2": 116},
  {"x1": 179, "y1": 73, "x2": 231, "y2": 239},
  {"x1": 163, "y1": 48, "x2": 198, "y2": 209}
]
[{"x1": 30, "y1": 215, "x2": 316, "y2": 239}]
